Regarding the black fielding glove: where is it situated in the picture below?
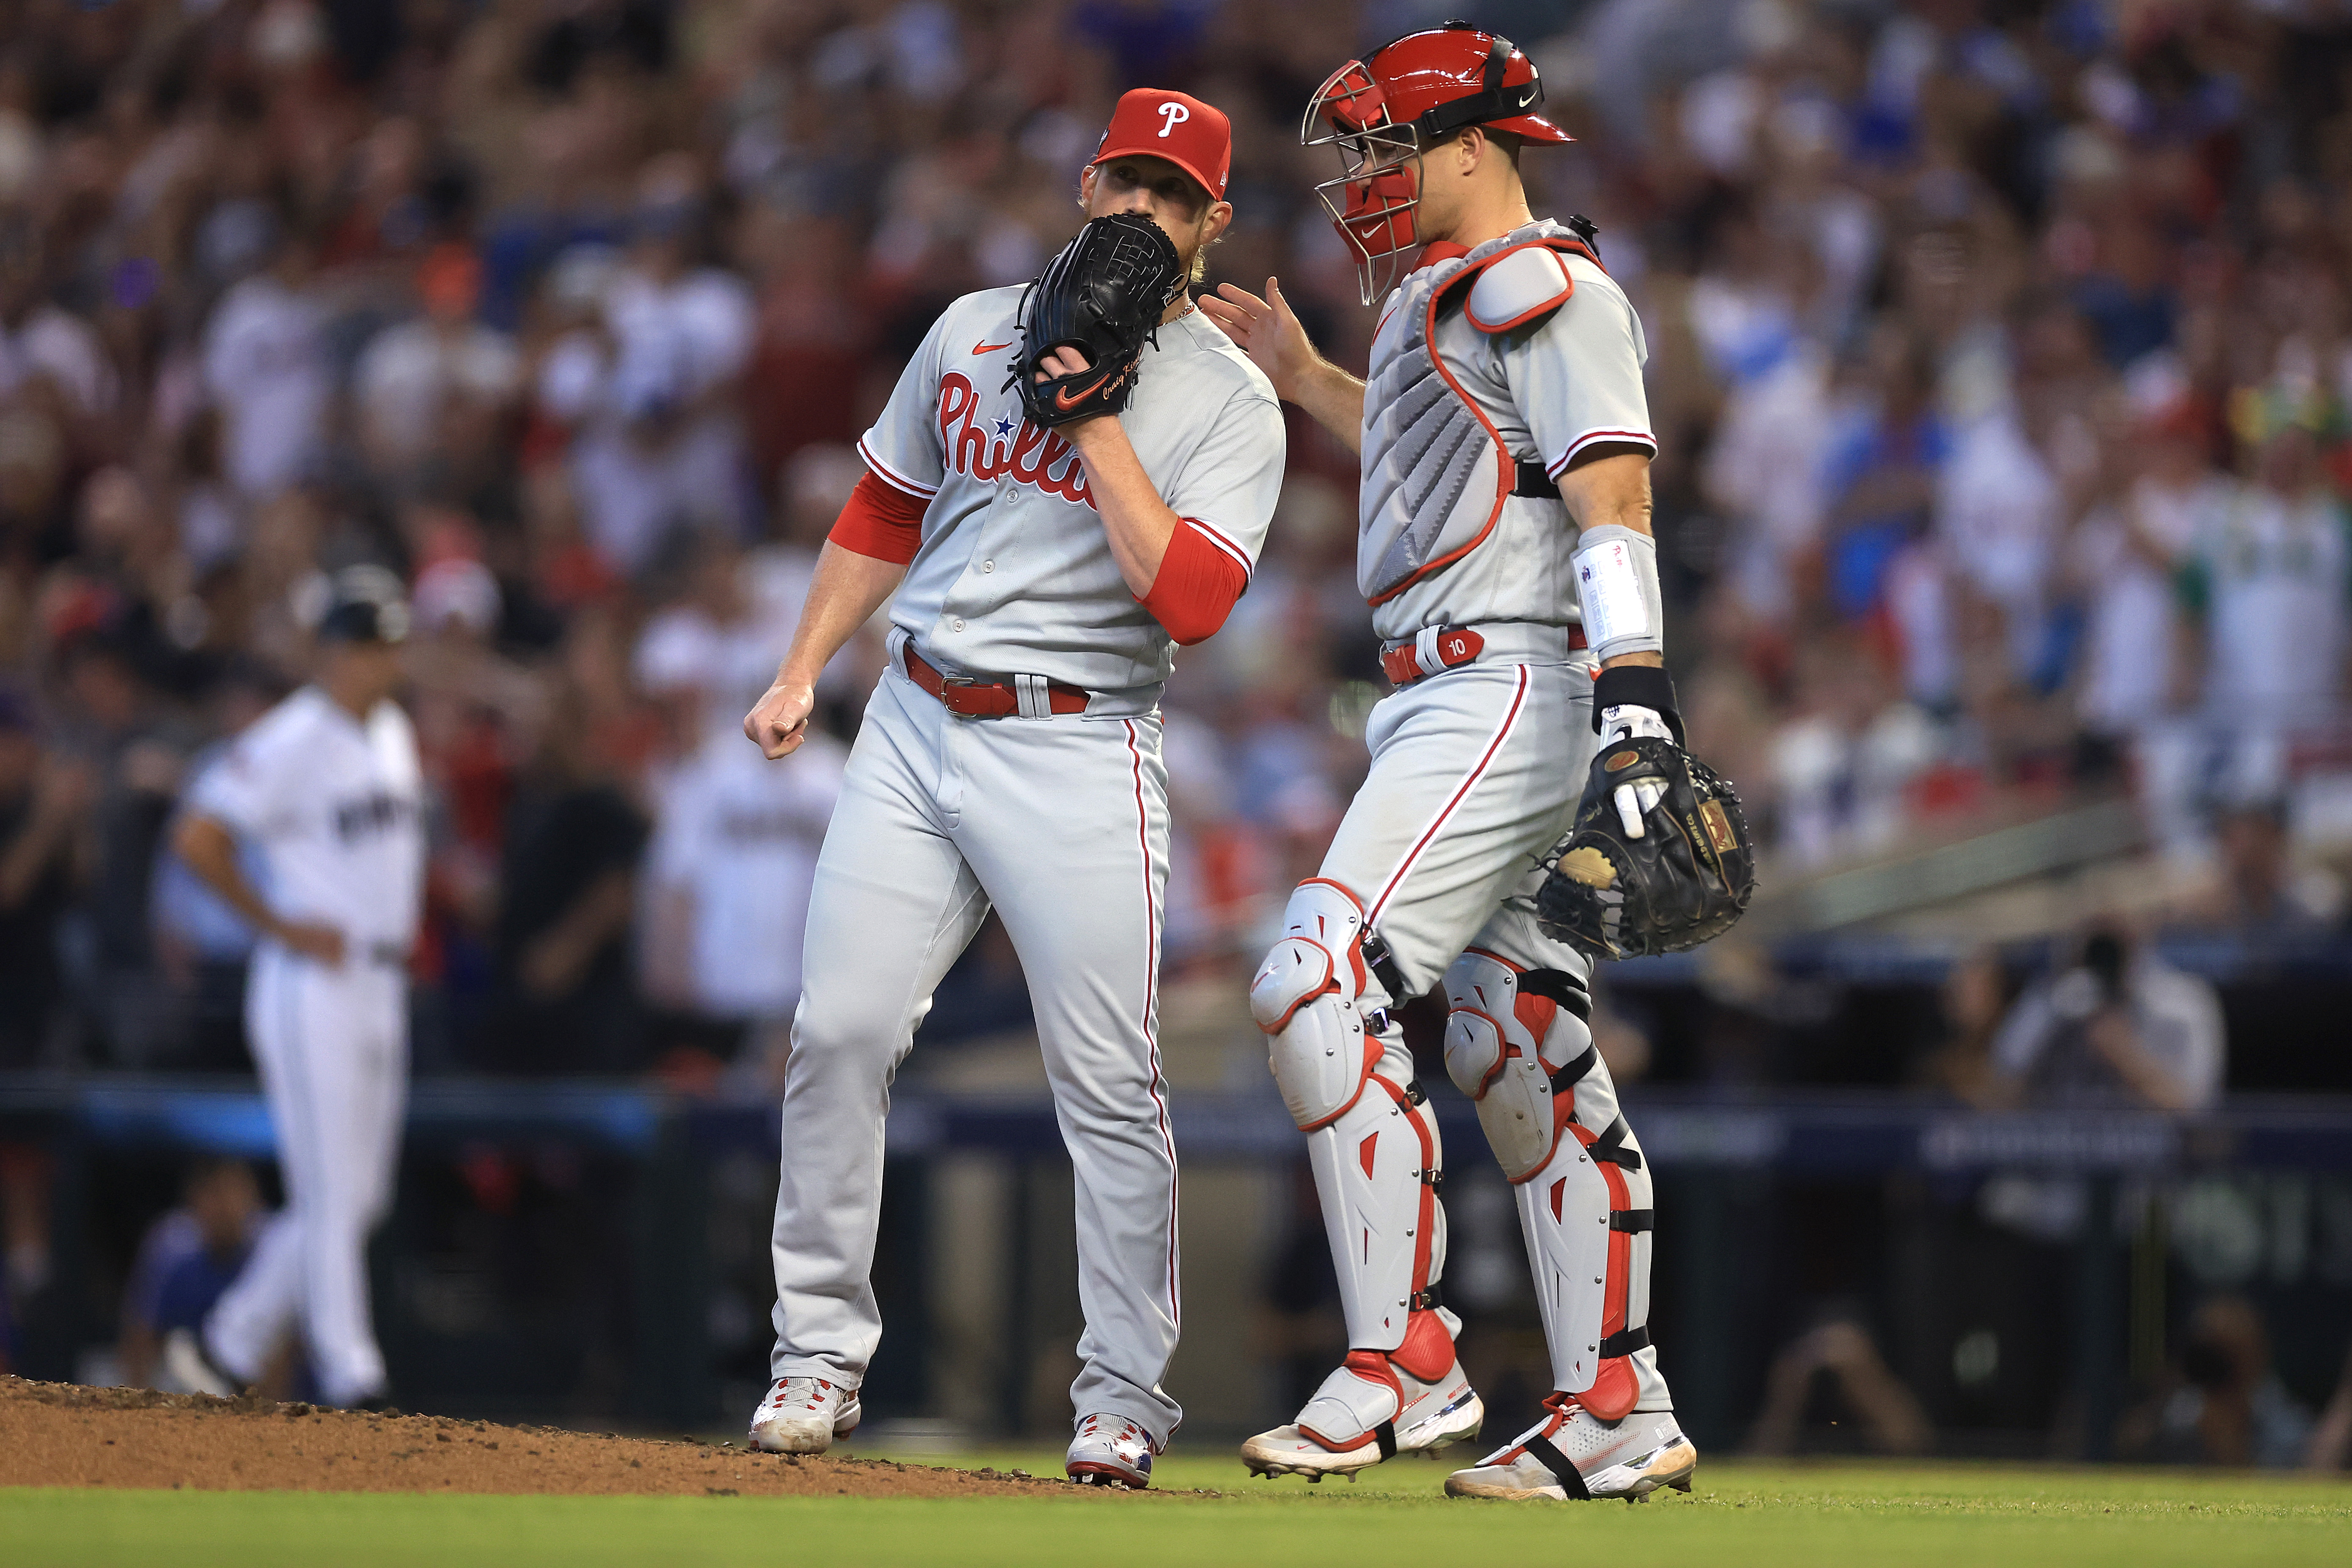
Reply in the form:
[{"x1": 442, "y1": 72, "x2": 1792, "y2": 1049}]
[
  {"x1": 1013, "y1": 213, "x2": 1183, "y2": 428},
  {"x1": 1536, "y1": 735, "x2": 1758, "y2": 961}
]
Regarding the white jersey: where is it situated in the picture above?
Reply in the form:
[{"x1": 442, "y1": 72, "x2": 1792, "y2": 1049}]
[
  {"x1": 186, "y1": 687, "x2": 425, "y2": 953},
  {"x1": 202, "y1": 275, "x2": 331, "y2": 498},
  {"x1": 1359, "y1": 221, "x2": 1655, "y2": 644},
  {"x1": 648, "y1": 729, "x2": 846, "y2": 1019},
  {"x1": 2194, "y1": 485, "x2": 2350, "y2": 720},
  {"x1": 856, "y1": 286, "x2": 1285, "y2": 695}
]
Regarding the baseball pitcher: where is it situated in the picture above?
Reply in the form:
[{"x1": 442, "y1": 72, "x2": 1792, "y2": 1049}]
[
  {"x1": 742, "y1": 89, "x2": 1284, "y2": 1487},
  {"x1": 1203, "y1": 23, "x2": 1749, "y2": 1501},
  {"x1": 162, "y1": 567, "x2": 422, "y2": 1410}
]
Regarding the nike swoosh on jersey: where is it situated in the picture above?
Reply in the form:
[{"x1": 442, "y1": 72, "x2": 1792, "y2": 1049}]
[{"x1": 972, "y1": 339, "x2": 1014, "y2": 354}]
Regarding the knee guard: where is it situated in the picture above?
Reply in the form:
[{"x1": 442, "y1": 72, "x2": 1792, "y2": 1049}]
[
  {"x1": 1253, "y1": 879, "x2": 1383, "y2": 1129},
  {"x1": 1442, "y1": 950, "x2": 1596, "y2": 1183}
]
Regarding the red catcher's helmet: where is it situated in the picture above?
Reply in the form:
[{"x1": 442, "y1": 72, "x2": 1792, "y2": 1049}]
[{"x1": 1304, "y1": 20, "x2": 1572, "y2": 303}]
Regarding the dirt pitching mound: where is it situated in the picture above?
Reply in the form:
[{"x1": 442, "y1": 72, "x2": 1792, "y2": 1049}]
[{"x1": 0, "y1": 1377, "x2": 1146, "y2": 1500}]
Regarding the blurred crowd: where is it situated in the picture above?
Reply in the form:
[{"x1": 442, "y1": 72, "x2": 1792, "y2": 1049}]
[{"x1": 2, "y1": 0, "x2": 2352, "y2": 1092}]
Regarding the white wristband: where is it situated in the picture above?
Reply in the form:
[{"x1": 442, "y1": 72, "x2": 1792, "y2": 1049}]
[{"x1": 1571, "y1": 524, "x2": 1664, "y2": 661}]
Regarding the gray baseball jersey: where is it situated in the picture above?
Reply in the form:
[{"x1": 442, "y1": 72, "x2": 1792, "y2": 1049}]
[
  {"x1": 1361, "y1": 220, "x2": 1654, "y2": 646},
  {"x1": 857, "y1": 287, "x2": 1283, "y2": 696},
  {"x1": 186, "y1": 687, "x2": 422, "y2": 1408},
  {"x1": 768, "y1": 287, "x2": 1285, "y2": 1446}
]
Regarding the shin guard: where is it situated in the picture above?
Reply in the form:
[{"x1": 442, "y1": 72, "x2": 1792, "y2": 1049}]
[
  {"x1": 1257, "y1": 880, "x2": 1445, "y2": 1354},
  {"x1": 1445, "y1": 947, "x2": 1668, "y2": 1419},
  {"x1": 1514, "y1": 1048, "x2": 1668, "y2": 1419},
  {"x1": 1302, "y1": 1039, "x2": 1446, "y2": 1351}
]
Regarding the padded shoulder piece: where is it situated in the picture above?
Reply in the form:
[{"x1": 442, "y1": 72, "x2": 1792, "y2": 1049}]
[{"x1": 1463, "y1": 244, "x2": 1575, "y2": 335}]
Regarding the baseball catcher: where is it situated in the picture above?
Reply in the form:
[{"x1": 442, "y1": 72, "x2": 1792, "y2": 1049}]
[{"x1": 1202, "y1": 21, "x2": 1751, "y2": 1501}]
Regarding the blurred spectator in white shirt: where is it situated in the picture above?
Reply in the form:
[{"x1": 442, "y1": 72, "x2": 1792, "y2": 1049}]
[
  {"x1": 353, "y1": 247, "x2": 521, "y2": 481},
  {"x1": 2071, "y1": 406, "x2": 2225, "y2": 744},
  {"x1": 200, "y1": 226, "x2": 330, "y2": 501},
  {"x1": 536, "y1": 162, "x2": 757, "y2": 575},
  {"x1": 639, "y1": 723, "x2": 844, "y2": 1035},
  {"x1": 2183, "y1": 420, "x2": 2350, "y2": 729},
  {"x1": 0, "y1": 214, "x2": 116, "y2": 432}
]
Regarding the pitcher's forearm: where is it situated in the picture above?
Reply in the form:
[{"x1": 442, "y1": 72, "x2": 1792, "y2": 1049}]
[
  {"x1": 1068, "y1": 419, "x2": 1178, "y2": 595},
  {"x1": 775, "y1": 541, "x2": 906, "y2": 688}
]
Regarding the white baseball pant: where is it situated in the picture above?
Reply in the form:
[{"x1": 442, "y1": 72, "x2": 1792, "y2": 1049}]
[
  {"x1": 204, "y1": 947, "x2": 407, "y2": 1407},
  {"x1": 768, "y1": 662, "x2": 1182, "y2": 1441}
]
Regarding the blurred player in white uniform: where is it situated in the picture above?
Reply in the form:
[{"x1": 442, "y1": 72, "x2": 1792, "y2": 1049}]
[
  {"x1": 1204, "y1": 25, "x2": 1697, "y2": 1500},
  {"x1": 741, "y1": 90, "x2": 1284, "y2": 1486},
  {"x1": 164, "y1": 568, "x2": 422, "y2": 1410}
]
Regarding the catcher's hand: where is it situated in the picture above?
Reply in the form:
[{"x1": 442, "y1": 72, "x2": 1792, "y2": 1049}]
[
  {"x1": 1014, "y1": 212, "x2": 1182, "y2": 428},
  {"x1": 1536, "y1": 734, "x2": 1757, "y2": 961}
]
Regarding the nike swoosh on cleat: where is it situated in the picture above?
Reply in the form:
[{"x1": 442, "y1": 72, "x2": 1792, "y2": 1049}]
[{"x1": 972, "y1": 339, "x2": 1014, "y2": 354}]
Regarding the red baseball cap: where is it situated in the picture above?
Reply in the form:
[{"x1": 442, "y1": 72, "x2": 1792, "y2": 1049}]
[{"x1": 1089, "y1": 88, "x2": 1231, "y2": 202}]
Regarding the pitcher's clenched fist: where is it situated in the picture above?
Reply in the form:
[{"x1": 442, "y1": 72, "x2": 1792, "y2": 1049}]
[{"x1": 745, "y1": 679, "x2": 816, "y2": 759}]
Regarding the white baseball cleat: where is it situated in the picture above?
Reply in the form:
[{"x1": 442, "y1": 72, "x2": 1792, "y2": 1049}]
[
  {"x1": 1242, "y1": 1313, "x2": 1484, "y2": 1480},
  {"x1": 1444, "y1": 1394, "x2": 1696, "y2": 1501},
  {"x1": 162, "y1": 1328, "x2": 241, "y2": 1398},
  {"x1": 1066, "y1": 1412, "x2": 1157, "y2": 1488},
  {"x1": 748, "y1": 1376, "x2": 862, "y2": 1454}
]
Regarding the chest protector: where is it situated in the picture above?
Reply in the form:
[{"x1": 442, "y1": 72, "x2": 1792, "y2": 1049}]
[{"x1": 1358, "y1": 218, "x2": 1601, "y2": 605}]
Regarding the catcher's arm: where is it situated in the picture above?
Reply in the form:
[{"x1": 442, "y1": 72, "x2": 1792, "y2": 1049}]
[
  {"x1": 1557, "y1": 450, "x2": 1672, "y2": 838},
  {"x1": 1200, "y1": 278, "x2": 1363, "y2": 456},
  {"x1": 1036, "y1": 344, "x2": 1179, "y2": 595}
]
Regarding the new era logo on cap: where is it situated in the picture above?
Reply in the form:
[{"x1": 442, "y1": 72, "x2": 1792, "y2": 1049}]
[{"x1": 1092, "y1": 88, "x2": 1231, "y2": 201}]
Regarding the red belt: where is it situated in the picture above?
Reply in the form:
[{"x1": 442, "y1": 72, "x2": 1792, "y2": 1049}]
[
  {"x1": 904, "y1": 645, "x2": 1089, "y2": 718},
  {"x1": 1380, "y1": 625, "x2": 1585, "y2": 687}
]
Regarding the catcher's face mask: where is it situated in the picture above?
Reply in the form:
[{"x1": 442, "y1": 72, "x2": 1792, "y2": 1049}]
[
  {"x1": 1304, "y1": 24, "x2": 1572, "y2": 306},
  {"x1": 1304, "y1": 63, "x2": 1426, "y2": 306}
]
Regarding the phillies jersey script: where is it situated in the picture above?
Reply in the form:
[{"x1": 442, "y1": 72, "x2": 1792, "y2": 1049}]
[{"x1": 857, "y1": 286, "x2": 1284, "y2": 695}]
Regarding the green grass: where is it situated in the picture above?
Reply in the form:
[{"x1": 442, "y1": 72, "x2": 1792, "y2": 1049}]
[{"x1": 8, "y1": 1456, "x2": 2349, "y2": 1567}]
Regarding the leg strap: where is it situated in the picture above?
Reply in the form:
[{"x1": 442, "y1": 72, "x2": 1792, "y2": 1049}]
[
  {"x1": 1608, "y1": 1208, "x2": 1654, "y2": 1233},
  {"x1": 1360, "y1": 928, "x2": 1409, "y2": 1004},
  {"x1": 1587, "y1": 1115, "x2": 1643, "y2": 1170},
  {"x1": 1517, "y1": 967, "x2": 1592, "y2": 1021},
  {"x1": 1547, "y1": 1043, "x2": 1597, "y2": 1099},
  {"x1": 1520, "y1": 1432, "x2": 1593, "y2": 1499},
  {"x1": 1599, "y1": 1326, "x2": 1651, "y2": 1358}
]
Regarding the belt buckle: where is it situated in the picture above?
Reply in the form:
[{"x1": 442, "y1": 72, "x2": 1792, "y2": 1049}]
[{"x1": 938, "y1": 674, "x2": 988, "y2": 718}]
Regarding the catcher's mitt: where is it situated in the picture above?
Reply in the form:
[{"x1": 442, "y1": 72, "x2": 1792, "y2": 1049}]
[
  {"x1": 1013, "y1": 212, "x2": 1183, "y2": 428},
  {"x1": 1536, "y1": 735, "x2": 1757, "y2": 961}
]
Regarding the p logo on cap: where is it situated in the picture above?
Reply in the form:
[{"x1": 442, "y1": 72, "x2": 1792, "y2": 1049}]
[{"x1": 1091, "y1": 88, "x2": 1232, "y2": 201}]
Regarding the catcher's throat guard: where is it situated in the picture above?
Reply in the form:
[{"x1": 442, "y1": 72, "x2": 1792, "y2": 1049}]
[
  {"x1": 1536, "y1": 735, "x2": 1756, "y2": 961},
  {"x1": 1012, "y1": 212, "x2": 1184, "y2": 429}
]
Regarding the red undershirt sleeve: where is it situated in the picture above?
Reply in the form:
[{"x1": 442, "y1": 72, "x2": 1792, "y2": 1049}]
[
  {"x1": 827, "y1": 472, "x2": 927, "y2": 565},
  {"x1": 1138, "y1": 519, "x2": 1250, "y2": 645}
]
